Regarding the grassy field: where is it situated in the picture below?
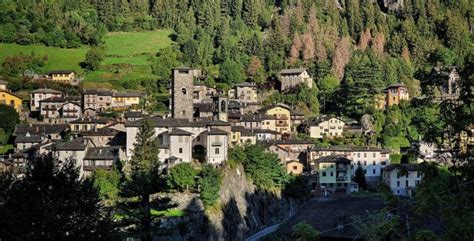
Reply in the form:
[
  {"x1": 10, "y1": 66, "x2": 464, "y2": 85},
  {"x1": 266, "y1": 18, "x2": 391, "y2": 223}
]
[
  {"x1": 0, "y1": 144, "x2": 13, "y2": 154},
  {"x1": 84, "y1": 29, "x2": 173, "y2": 89},
  {"x1": 0, "y1": 44, "x2": 88, "y2": 74},
  {"x1": 0, "y1": 29, "x2": 173, "y2": 90}
]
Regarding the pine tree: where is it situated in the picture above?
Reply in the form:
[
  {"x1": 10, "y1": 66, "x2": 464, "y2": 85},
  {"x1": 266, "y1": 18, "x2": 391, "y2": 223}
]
[
  {"x1": 354, "y1": 165, "x2": 367, "y2": 189},
  {"x1": 302, "y1": 32, "x2": 315, "y2": 62},
  {"x1": 288, "y1": 32, "x2": 302, "y2": 66},
  {"x1": 331, "y1": 36, "x2": 352, "y2": 80},
  {"x1": 120, "y1": 119, "x2": 164, "y2": 241}
]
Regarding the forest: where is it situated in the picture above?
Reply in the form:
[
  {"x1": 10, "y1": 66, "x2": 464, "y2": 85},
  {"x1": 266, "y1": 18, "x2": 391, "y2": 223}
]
[{"x1": 0, "y1": 0, "x2": 472, "y2": 151}]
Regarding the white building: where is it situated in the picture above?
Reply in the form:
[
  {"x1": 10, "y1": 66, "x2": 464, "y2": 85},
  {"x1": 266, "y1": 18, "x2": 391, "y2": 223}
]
[
  {"x1": 30, "y1": 88, "x2": 63, "y2": 112},
  {"x1": 309, "y1": 146, "x2": 391, "y2": 185},
  {"x1": 307, "y1": 116, "x2": 346, "y2": 139},
  {"x1": 382, "y1": 164, "x2": 422, "y2": 197},
  {"x1": 52, "y1": 137, "x2": 95, "y2": 177},
  {"x1": 125, "y1": 117, "x2": 229, "y2": 166}
]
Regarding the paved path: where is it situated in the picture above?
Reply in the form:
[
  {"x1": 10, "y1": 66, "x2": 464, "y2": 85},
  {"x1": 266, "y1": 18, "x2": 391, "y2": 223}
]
[{"x1": 245, "y1": 223, "x2": 282, "y2": 241}]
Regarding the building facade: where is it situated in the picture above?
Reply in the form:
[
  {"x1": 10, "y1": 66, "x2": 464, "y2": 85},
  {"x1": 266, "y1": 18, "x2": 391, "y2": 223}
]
[
  {"x1": 171, "y1": 67, "x2": 194, "y2": 120},
  {"x1": 307, "y1": 116, "x2": 346, "y2": 139},
  {"x1": 30, "y1": 88, "x2": 63, "y2": 112},
  {"x1": 279, "y1": 68, "x2": 314, "y2": 91},
  {"x1": 382, "y1": 164, "x2": 422, "y2": 197},
  {"x1": 0, "y1": 90, "x2": 22, "y2": 113}
]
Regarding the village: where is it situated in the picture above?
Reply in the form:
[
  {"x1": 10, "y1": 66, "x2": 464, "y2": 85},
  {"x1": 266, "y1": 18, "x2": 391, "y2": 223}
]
[{"x1": 1, "y1": 65, "x2": 468, "y2": 202}]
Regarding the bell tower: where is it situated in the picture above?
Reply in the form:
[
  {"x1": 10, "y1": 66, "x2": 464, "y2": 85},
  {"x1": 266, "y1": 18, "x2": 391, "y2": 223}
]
[
  {"x1": 172, "y1": 67, "x2": 194, "y2": 120},
  {"x1": 212, "y1": 95, "x2": 228, "y2": 122}
]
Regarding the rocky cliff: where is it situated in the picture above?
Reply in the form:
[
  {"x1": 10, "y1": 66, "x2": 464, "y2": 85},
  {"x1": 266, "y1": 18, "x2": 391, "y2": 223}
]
[{"x1": 156, "y1": 165, "x2": 300, "y2": 241}]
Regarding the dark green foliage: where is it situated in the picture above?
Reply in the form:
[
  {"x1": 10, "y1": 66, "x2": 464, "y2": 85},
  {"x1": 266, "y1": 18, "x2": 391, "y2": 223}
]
[
  {"x1": 354, "y1": 165, "x2": 367, "y2": 189},
  {"x1": 240, "y1": 145, "x2": 288, "y2": 190},
  {"x1": 261, "y1": 233, "x2": 292, "y2": 241},
  {"x1": 198, "y1": 165, "x2": 222, "y2": 208},
  {"x1": 0, "y1": 104, "x2": 19, "y2": 136},
  {"x1": 283, "y1": 175, "x2": 311, "y2": 200},
  {"x1": 351, "y1": 211, "x2": 399, "y2": 241},
  {"x1": 0, "y1": 154, "x2": 116, "y2": 240},
  {"x1": 120, "y1": 119, "x2": 166, "y2": 241},
  {"x1": 92, "y1": 168, "x2": 121, "y2": 204},
  {"x1": 82, "y1": 47, "x2": 104, "y2": 71},
  {"x1": 292, "y1": 222, "x2": 320, "y2": 241},
  {"x1": 1, "y1": 53, "x2": 48, "y2": 76},
  {"x1": 265, "y1": 84, "x2": 319, "y2": 115},
  {"x1": 167, "y1": 163, "x2": 197, "y2": 192}
]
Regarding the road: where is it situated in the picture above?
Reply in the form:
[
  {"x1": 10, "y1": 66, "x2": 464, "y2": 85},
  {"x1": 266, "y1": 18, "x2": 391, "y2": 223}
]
[{"x1": 245, "y1": 223, "x2": 282, "y2": 241}]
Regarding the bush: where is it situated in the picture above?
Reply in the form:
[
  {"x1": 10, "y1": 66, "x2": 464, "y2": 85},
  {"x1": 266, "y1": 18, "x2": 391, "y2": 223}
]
[
  {"x1": 167, "y1": 163, "x2": 197, "y2": 192},
  {"x1": 354, "y1": 165, "x2": 367, "y2": 189},
  {"x1": 292, "y1": 222, "x2": 319, "y2": 241},
  {"x1": 283, "y1": 175, "x2": 311, "y2": 200},
  {"x1": 243, "y1": 145, "x2": 288, "y2": 190},
  {"x1": 0, "y1": 105, "x2": 19, "y2": 136},
  {"x1": 198, "y1": 165, "x2": 221, "y2": 208}
]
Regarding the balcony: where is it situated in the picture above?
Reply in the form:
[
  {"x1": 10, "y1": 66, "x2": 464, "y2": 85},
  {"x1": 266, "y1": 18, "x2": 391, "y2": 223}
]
[
  {"x1": 336, "y1": 176, "x2": 348, "y2": 182},
  {"x1": 276, "y1": 121, "x2": 288, "y2": 127}
]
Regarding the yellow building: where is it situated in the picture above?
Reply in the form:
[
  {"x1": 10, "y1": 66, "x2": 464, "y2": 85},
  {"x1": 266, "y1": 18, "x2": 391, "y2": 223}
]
[
  {"x1": 259, "y1": 103, "x2": 291, "y2": 134},
  {"x1": 47, "y1": 70, "x2": 76, "y2": 84},
  {"x1": 0, "y1": 90, "x2": 22, "y2": 113},
  {"x1": 112, "y1": 92, "x2": 144, "y2": 109}
]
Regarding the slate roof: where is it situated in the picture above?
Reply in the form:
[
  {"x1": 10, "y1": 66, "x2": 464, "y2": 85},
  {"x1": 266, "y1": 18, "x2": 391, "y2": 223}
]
[
  {"x1": 39, "y1": 96, "x2": 81, "y2": 103},
  {"x1": 235, "y1": 82, "x2": 256, "y2": 87},
  {"x1": 53, "y1": 137, "x2": 91, "y2": 151},
  {"x1": 311, "y1": 145, "x2": 390, "y2": 153},
  {"x1": 386, "y1": 83, "x2": 407, "y2": 89},
  {"x1": 241, "y1": 114, "x2": 278, "y2": 121},
  {"x1": 83, "y1": 89, "x2": 113, "y2": 95},
  {"x1": 206, "y1": 128, "x2": 229, "y2": 135},
  {"x1": 280, "y1": 68, "x2": 307, "y2": 75},
  {"x1": 84, "y1": 146, "x2": 118, "y2": 160},
  {"x1": 14, "y1": 135, "x2": 43, "y2": 144},
  {"x1": 169, "y1": 128, "x2": 193, "y2": 136},
  {"x1": 174, "y1": 66, "x2": 193, "y2": 71},
  {"x1": 383, "y1": 163, "x2": 420, "y2": 172},
  {"x1": 207, "y1": 119, "x2": 231, "y2": 126},
  {"x1": 113, "y1": 92, "x2": 144, "y2": 97},
  {"x1": 30, "y1": 88, "x2": 62, "y2": 94},
  {"x1": 79, "y1": 127, "x2": 119, "y2": 137},
  {"x1": 258, "y1": 103, "x2": 290, "y2": 112},
  {"x1": 194, "y1": 103, "x2": 213, "y2": 113},
  {"x1": 124, "y1": 111, "x2": 145, "y2": 118},
  {"x1": 126, "y1": 117, "x2": 207, "y2": 128},
  {"x1": 260, "y1": 139, "x2": 314, "y2": 147},
  {"x1": 316, "y1": 155, "x2": 352, "y2": 164},
  {"x1": 307, "y1": 115, "x2": 345, "y2": 125},
  {"x1": 277, "y1": 196, "x2": 386, "y2": 239},
  {"x1": 46, "y1": 70, "x2": 75, "y2": 75},
  {"x1": 251, "y1": 129, "x2": 281, "y2": 135},
  {"x1": 69, "y1": 118, "x2": 112, "y2": 125},
  {"x1": 14, "y1": 124, "x2": 68, "y2": 136}
]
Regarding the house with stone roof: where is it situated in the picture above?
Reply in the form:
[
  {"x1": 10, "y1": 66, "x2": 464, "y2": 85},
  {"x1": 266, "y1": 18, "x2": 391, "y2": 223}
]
[{"x1": 279, "y1": 68, "x2": 314, "y2": 91}]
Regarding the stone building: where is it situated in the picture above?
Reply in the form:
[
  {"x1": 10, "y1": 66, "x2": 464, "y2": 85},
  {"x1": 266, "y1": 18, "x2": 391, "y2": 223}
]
[
  {"x1": 385, "y1": 83, "x2": 409, "y2": 107},
  {"x1": 83, "y1": 90, "x2": 113, "y2": 111},
  {"x1": 279, "y1": 68, "x2": 314, "y2": 91},
  {"x1": 30, "y1": 88, "x2": 63, "y2": 112},
  {"x1": 171, "y1": 67, "x2": 194, "y2": 120}
]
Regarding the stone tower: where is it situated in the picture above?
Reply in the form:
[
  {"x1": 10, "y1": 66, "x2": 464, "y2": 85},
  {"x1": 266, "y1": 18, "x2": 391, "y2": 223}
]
[
  {"x1": 212, "y1": 95, "x2": 228, "y2": 122},
  {"x1": 172, "y1": 67, "x2": 194, "y2": 120}
]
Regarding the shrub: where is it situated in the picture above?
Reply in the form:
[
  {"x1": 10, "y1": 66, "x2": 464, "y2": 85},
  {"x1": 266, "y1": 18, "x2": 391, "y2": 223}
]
[
  {"x1": 167, "y1": 163, "x2": 197, "y2": 192},
  {"x1": 198, "y1": 165, "x2": 221, "y2": 208},
  {"x1": 292, "y1": 222, "x2": 319, "y2": 241}
]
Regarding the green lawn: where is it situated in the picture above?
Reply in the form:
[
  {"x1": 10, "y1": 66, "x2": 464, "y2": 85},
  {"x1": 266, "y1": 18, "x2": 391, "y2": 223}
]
[
  {"x1": 0, "y1": 43, "x2": 88, "y2": 74},
  {"x1": 84, "y1": 29, "x2": 173, "y2": 88},
  {"x1": 0, "y1": 144, "x2": 13, "y2": 154},
  {"x1": 0, "y1": 29, "x2": 173, "y2": 90}
]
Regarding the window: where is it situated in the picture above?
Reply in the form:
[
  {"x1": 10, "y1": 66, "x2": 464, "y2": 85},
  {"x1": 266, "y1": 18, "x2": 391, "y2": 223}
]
[
  {"x1": 397, "y1": 189, "x2": 400, "y2": 194},
  {"x1": 357, "y1": 153, "x2": 360, "y2": 158},
  {"x1": 364, "y1": 161, "x2": 367, "y2": 166},
  {"x1": 330, "y1": 172, "x2": 333, "y2": 176},
  {"x1": 372, "y1": 169, "x2": 376, "y2": 174},
  {"x1": 178, "y1": 136, "x2": 183, "y2": 143},
  {"x1": 322, "y1": 172, "x2": 326, "y2": 177},
  {"x1": 406, "y1": 180, "x2": 409, "y2": 187},
  {"x1": 397, "y1": 181, "x2": 400, "y2": 187},
  {"x1": 364, "y1": 169, "x2": 367, "y2": 174},
  {"x1": 181, "y1": 88, "x2": 187, "y2": 95},
  {"x1": 322, "y1": 164, "x2": 327, "y2": 168},
  {"x1": 373, "y1": 153, "x2": 376, "y2": 158},
  {"x1": 417, "y1": 172, "x2": 420, "y2": 178},
  {"x1": 381, "y1": 161, "x2": 386, "y2": 165},
  {"x1": 293, "y1": 166, "x2": 297, "y2": 170},
  {"x1": 397, "y1": 173, "x2": 400, "y2": 178},
  {"x1": 364, "y1": 153, "x2": 367, "y2": 158},
  {"x1": 215, "y1": 148, "x2": 220, "y2": 154},
  {"x1": 179, "y1": 148, "x2": 183, "y2": 154},
  {"x1": 372, "y1": 161, "x2": 376, "y2": 165}
]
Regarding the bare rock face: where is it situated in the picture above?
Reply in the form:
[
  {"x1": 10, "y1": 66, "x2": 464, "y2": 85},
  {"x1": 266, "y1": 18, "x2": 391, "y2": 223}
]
[
  {"x1": 379, "y1": 0, "x2": 404, "y2": 12},
  {"x1": 154, "y1": 165, "x2": 300, "y2": 241},
  {"x1": 207, "y1": 165, "x2": 298, "y2": 241}
]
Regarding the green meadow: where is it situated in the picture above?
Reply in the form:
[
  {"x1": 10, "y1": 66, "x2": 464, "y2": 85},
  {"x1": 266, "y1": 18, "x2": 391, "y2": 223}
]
[{"x1": 0, "y1": 29, "x2": 173, "y2": 90}]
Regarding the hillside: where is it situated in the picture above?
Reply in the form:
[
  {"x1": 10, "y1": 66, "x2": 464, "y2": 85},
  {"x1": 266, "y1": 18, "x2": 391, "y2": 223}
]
[
  {"x1": 0, "y1": 30, "x2": 173, "y2": 89},
  {"x1": 84, "y1": 29, "x2": 173, "y2": 90}
]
